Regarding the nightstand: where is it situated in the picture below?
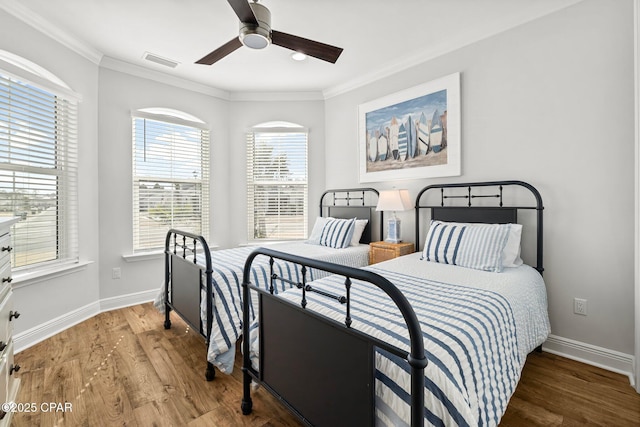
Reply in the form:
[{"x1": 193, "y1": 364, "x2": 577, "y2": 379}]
[{"x1": 369, "y1": 241, "x2": 415, "y2": 264}]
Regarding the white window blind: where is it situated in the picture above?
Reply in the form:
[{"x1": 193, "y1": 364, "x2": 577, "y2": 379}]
[
  {"x1": 0, "y1": 73, "x2": 79, "y2": 270},
  {"x1": 132, "y1": 115, "x2": 209, "y2": 251},
  {"x1": 247, "y1": 128, "x2": 308, "y2": 241}
]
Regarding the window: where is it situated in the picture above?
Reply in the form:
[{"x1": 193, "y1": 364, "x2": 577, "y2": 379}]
[
  {"x1": 0, "y1": 70, "x2": 78, "y2": 271},
  {"x1": 247, "y1": 123, "x2": 308, "y2": 241},
  {"x1": 132, "y1": 110, "x2": 209, "y2": 251}
]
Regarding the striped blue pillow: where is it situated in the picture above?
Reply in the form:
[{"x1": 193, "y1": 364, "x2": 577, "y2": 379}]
[
  {"x1": 319, "y1": 218, "x2": 356, "y2": 249},
  {"x1": 422, "y1": 220, "x2": 511, "y2": 272}
]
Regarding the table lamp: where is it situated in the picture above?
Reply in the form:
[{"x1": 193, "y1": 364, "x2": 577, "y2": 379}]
[{"x1": 376, "y1": 189, "x2": 412, "y2": 243}]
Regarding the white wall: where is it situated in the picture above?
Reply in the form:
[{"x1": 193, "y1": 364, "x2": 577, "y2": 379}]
[
  {"x1": 325, "y1": 0, "x2": 636, "y2": 357},
  {"x1": 97, "y1": 67, "x2": 231, "y2": 300},
  {"x1": 0, "y1": 10, "x2": 101, "y2": 333},
  {"x1": 227, "y1": 98, "x2": 326, "y2": 246}
]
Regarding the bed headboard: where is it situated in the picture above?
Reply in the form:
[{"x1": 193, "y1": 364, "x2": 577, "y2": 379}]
[
  {"x1": 415, "y1": 181, "x2": 544, "y2": 274},
  {"x1": 319, "y1": 188, "x2": 382, "y2": 244}
]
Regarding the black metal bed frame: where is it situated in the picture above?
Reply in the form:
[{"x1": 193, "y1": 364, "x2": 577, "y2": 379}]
[
  {"x1": 163, "y1": 229, "x2": 216, "y2": 380},
  {"x1": 162, "y1": 188, "x2": 382, "y2": 381},
  {"x1": 240, "y1": 248, "x2": 427, "y2": 427},
  {"x1": 239, "y1": 180, "x2": 544, "y2": 427},
  {"x1": 319, "y1": 187, "x2": 382, "y2": 244},
  {"x1": 415, "y1": 180, "x2": 544, "y2": 274}
]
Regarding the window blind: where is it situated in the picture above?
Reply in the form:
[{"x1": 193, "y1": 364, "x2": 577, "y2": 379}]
[
  {"x1": 246, "y1": 129, "x2": 308, "y2": 240},
  {"x1": 132, "y1": 116, "x2": 210, "y2": 251},
  {"x1": 0, "y1": 73, "x2": 79, "y2": 269}
]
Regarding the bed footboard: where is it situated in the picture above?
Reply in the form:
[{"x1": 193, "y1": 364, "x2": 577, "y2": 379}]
[
  {"x1": 241, "y1": 248, "x2": 427, "y2": 427},
  {"x1": 164, "y1": 229, "x2": 215, "y2": 380}
]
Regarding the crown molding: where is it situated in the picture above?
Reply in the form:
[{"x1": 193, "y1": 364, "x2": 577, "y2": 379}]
[
  {"x1": 102, "y1": 56, "x2": 323, "y2": 102},
  {"x1": 100, "y1": 56, "x2": 231, "y2": 100},
  {"x1": 0, "y1": 0, "x2": 102, "y2": 65},
  {"x1": 229, "y1": 91, "x2": 324, "y2": 102},
  {"x1": 323, "y1": 0, "x2": 585, "y2": 99}
]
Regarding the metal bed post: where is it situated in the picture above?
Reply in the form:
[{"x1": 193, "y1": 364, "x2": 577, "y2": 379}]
[
  {"x1": 241, "y1": 264, "x2": 253, "y2": 415},
  {"x1": 163, "y1": 231, "x2": 173, "y2": 330},
  {"x1": 200, "y1": 235, "x2": 215, "y2": 381}
]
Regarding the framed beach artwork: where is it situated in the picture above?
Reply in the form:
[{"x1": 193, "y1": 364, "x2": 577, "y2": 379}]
[{"x1": 358, "y1": 72, "x2": 461, "y2": 183}]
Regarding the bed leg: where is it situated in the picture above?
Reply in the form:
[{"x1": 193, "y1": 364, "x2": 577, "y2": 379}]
[
  {"x1": 163, "y1": 307, "x2": 171, "y2": 329},
  {"x1": 241, "y1": 396, "x2": 252, "y2": 415},
  {"x1": 241, "y1": 369, "x2": 253, "y2": 415},
  {"x1": 205, "y1": 362, "x2": 215, "y2": 381}
]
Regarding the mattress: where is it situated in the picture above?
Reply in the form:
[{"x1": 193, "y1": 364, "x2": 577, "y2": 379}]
[{"x1": 249, "y1": 252, "x2": 550, "y2": 426}]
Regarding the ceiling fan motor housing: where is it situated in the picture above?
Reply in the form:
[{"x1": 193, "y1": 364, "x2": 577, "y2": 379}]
[{"x1": 239, "y1": 2, "x2": 271, "y2": 49}]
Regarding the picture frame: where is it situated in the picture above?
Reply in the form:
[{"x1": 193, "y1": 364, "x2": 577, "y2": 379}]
[{"x1": 358, "y1": 72, "x2": 461, "y2": 183}]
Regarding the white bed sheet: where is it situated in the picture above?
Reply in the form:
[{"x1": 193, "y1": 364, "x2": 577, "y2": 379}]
[{"x1": 265, "y1": 241, "x2": 371, "y2": 269}]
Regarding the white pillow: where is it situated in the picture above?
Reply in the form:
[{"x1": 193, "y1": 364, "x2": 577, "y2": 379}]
[
  {"x1": 422, "y1": 220, "x2": 511, "y2": 272},
  {"x1": 307, "y1": 217, "x2": 332, "y2": 245},
  {"x1": 502, "y1": 223, "x2": 523, "y2": 267},
  {"x1": 309, "y1": 217, "x2": 368, "y2": 246},
  {"x1": 319, "y1": 217, "x2": 356, "y2": 249},
  {"x1": 350, "y1": 219, "x2": 369, "y2": 246}
]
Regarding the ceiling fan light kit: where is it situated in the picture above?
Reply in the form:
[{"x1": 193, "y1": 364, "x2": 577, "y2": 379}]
[
  {"x1": 196, "y1": 0, "x2": 343, "y2": 65},
  {"x1": 238, "y1": 1, "x2": 271, "y2": 49}
]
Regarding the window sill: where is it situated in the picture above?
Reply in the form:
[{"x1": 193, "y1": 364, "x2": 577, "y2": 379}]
[
  {"x1": 122, "y1": 245, "x2": 220, "y2": 262},
  {"x1": 239, "y1": 240, "x2": 306, "y2": 247},
  {"x1": 12, "y1": 260, "x2": 94, "y2": 288},
  {"x1": 122, "y1": 250, "x2": 164, "y2": 263}
]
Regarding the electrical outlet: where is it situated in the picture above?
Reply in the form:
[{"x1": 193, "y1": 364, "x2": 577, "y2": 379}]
[
  {"x1": 112, "y1": 267, "x2": 121, "y2": 280},
  {"x1": 573, "y1": 298, "x2": 587, "y2": 316}
]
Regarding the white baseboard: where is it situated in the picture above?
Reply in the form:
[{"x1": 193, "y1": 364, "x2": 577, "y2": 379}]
[
  {"x1": 543, "y1": 334, "x2": 635, "y2": 386},
  {"x1": 13, "y1": 301, "x2": 100, "y2": 354},
  {"x1": 13, "y1": 289, "x2": 157, "y2": 354},
  {"x1": 99, "y1": 289, "x2": 159, "y2": 312}
]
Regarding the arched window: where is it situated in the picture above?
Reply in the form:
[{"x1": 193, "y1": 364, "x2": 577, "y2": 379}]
[
  {"x1": 246, "y1": 121, "x2": 308, "y2": 241},
  {"x1": 132, "y1": 108, "x2": 210, "y2": 251},
  {"x1": 0, "y1": 51, "x2": 79, "y2": 270}
]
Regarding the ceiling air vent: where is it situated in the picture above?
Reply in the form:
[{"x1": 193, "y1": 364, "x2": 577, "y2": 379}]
[{"x1": 142, "y1": 52, "x2": 179, "y2": 68}]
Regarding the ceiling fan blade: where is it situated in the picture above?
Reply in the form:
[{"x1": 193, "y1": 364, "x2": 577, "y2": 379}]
[
  {"x1": 271, "y1": 30, "x2": 343, "y2": 63},
  {"x1": 195, "y1": 37, "x2": 243, "y2": 65},
  {"x1": 227, "y1": 0, "x2": 258, "y2": 25}
]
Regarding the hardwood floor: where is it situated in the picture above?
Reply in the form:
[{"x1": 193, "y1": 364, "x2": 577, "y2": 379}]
[{"x1": 11, "y1": 303, "x2": 640, "y2": 426}]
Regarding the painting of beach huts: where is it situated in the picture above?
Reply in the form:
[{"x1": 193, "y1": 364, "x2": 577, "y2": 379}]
[{"x1": 358, "y1": 72, "x2": 460, "y2": 183}]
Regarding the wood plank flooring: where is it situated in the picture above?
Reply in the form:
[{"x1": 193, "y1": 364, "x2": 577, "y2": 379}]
[{"x1": 10, "y1": 303, "x2": 640, "y2": 426}]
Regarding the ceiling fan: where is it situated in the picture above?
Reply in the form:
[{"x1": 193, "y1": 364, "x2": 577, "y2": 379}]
[{"x1": 196, "y1": 0, "x2": 344, "y2": 65}]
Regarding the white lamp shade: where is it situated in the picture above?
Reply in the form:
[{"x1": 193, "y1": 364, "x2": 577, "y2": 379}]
[{"x1": 376, "y1": 189, "x2": 412, "y2": 212}]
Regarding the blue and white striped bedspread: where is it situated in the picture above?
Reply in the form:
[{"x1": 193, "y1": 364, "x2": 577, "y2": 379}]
[
  {"x1": 251, "y1": 253, "x2": 550, "y2": 426},
  {"x1": 156, "y1": 242, "x2": 371, "y2": 373}
]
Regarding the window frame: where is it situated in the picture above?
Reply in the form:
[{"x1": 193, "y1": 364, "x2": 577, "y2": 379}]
[
  {"x1": 246, "y1": 125, "x2": 309, "y2": 242},
  {"x1": 0, "y1": 57, "x2": 80, "y2": 274},
  {"x1": 131, "y1": 109, "x2": 210, "y2": 252}
]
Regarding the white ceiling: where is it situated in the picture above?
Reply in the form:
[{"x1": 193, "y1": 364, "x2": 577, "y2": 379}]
[{"x1": 3, "y1": 0, "x2": 583, "y2": 97}]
